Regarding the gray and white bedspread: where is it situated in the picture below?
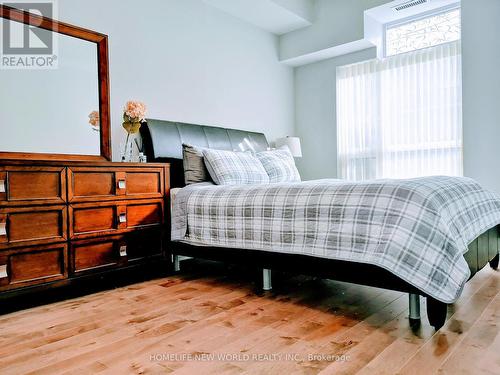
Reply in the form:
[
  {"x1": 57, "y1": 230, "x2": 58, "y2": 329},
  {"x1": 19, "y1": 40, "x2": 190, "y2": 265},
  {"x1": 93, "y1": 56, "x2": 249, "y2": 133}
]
[{"x1": 172, "y1": 177, "x2": 500, "y2": 303}]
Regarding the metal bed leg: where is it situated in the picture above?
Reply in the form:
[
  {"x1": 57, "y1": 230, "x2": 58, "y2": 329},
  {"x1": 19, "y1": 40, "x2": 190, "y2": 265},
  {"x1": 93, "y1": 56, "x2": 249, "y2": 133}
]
[
  {"x1": 173, "y1": 254, "x2": 181, "y2": 272},
  {"x1": 409, "y1": 293, "x2": 421, "y2": 325},
  {"x1": 262, "y1": 269, "x2": 272, "y2": 291}
]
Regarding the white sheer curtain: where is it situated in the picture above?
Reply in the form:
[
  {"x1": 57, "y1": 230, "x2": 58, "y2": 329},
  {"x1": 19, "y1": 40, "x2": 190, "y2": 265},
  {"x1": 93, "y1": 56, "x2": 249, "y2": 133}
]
[{"x1": 336, "y1": 40, "x2": 462, "y2": 180}]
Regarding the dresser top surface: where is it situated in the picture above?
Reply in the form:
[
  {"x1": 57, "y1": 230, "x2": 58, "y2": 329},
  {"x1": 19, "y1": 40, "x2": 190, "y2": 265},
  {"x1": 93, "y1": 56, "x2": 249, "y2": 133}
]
[{"x1": 0, "y1": 160, "x2": 170, "y2": 168}]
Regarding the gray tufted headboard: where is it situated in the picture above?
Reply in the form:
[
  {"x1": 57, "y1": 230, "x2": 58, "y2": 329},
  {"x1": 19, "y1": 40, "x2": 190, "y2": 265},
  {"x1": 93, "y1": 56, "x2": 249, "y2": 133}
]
[{"x1": 141, "y1": 119, "x2": 269, "y2": 187}]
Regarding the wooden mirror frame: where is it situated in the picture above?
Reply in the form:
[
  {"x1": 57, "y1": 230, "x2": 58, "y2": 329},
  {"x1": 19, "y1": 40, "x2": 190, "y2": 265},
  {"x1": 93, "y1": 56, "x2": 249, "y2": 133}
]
[{"x1": 0, "y1": 4, "x2": 111, "y2": 161}]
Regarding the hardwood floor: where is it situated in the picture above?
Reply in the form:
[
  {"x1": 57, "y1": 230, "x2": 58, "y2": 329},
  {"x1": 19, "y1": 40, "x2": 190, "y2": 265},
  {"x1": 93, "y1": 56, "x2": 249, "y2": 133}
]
[{"x1": 0, "y1": 259, "x2": 498, "y2": 375}]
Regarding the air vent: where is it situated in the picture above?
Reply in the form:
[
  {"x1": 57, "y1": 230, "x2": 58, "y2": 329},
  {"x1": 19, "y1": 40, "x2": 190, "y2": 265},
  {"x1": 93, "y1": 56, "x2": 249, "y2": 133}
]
[{"x1": 393, "y1": 0, "x2": 427, "y2": 11}]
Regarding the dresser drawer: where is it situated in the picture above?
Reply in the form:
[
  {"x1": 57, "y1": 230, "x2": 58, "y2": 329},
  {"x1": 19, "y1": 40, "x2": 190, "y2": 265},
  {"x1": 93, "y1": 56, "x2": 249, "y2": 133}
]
[
  {"x1": 0, "y1": 205, "x2": 67, "y2": 250},
  {"x1": 70, "y1": 230, "x2": 163, "y2": 274},
  {"x1": 69, "y1": 199, "x2": 164, "y2": 239},
  {"x1": 0, "y1": 166, "x2": 66, "y2": 206},
  {"x1": 0, "y1": 243, "x2": 68, "y2": 291},
  {"x1": 67, "y1": 167, "x2": 165, "y2": 202}
]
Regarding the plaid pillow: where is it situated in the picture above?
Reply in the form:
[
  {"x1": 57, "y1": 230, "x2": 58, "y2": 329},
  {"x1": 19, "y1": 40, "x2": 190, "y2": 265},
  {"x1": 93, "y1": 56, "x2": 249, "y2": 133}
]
[
  {"x1": 256, "y1": 146, "x2": 301, "y2": 183},
  {"x1": 202, "y1": 149, "x2": 269, "y2": 185}
]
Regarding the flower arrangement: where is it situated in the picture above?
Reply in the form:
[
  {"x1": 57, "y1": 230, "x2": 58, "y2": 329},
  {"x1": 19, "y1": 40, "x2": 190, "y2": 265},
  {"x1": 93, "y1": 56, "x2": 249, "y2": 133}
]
[
  {"x1": 123, "y1": 100, "x2": 147, "y2": 134},
  {"x1": 121, "y1": 100, "x2": 147, "y2": 161},
  {"x1": 88, "y1": 110, "x2": 100, "y2": 132},
  {"x1": 124, "y1": 100, "x2": 147, "y2": 122}
]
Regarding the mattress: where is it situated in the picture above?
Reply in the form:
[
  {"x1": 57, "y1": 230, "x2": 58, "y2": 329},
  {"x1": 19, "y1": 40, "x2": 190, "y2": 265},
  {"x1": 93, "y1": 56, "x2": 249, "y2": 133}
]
[
  {"x1": 171, "y1": 177, "x2": 500, "y2": 303},
  {"x1": 170, "y1": 187, "x2": 182, "y2": 215}
]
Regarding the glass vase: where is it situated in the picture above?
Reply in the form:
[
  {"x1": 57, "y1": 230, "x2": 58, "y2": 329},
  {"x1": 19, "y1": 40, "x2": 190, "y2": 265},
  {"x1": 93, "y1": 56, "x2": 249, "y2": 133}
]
[{"x1": 120, "y1": 135, "x2": 134, "y2": 162}]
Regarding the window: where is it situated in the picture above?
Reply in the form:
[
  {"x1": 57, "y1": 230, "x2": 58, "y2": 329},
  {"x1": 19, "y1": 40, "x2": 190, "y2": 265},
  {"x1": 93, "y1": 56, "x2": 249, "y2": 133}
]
[
  {"x1": 385, "y1": 7, "x2": 461, "y2": 57},
  {"x1": 336, "y1": 40, "x2": 462, "y2": 181}
]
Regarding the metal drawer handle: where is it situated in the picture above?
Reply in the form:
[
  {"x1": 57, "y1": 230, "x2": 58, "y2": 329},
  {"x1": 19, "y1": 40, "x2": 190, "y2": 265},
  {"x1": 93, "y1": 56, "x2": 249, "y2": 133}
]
[
  {"x1": 118, "y1": 179, "x2": 126, "y2": 190},
  {"x1": 0, "y1": 265, "x2": 7, "y2": 279},
  {"x1": 119, "y1": 245, "x2": 127, "y2": 257},
  {"x1": 0, "y1": 223, "x2": 6, "y2": 236},
  {"x1": 119, "y1": 213, "x2": 127, "y2": 223},
  {"x1": 0, "y1": 180, "x2": 5, "y2": 193}
]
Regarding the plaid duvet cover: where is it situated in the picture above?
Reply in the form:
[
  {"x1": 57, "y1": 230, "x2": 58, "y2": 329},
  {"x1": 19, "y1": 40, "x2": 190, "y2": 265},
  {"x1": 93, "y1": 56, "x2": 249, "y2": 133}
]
[{"x1": 172, "y1": 177, "x2": 500, "y2": 303}]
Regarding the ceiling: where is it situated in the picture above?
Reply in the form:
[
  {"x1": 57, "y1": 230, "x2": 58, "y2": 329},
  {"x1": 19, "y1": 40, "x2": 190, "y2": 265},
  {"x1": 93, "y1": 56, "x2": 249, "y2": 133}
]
[{"x1": 203, "y1": 0, "x2": 314, "y2": 35}]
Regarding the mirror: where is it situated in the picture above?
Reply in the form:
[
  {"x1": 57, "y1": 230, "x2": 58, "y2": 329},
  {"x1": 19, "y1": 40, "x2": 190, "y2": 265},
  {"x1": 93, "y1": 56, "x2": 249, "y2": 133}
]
[
  {"x1": 0, "y1": 24, "x2": 100, "y2": 156},
  {"x1": 0, "y1": 5, "x2": 111, "y2": 161}
]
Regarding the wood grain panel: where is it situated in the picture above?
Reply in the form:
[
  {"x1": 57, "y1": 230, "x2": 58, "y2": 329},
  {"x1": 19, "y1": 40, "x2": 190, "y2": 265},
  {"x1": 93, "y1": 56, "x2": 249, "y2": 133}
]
[
  {"x1": 71, "y1": 230, "x2": 162, "y2": 274},
  {"x1": 72, "y1": 206, "x2": 115, "y2": 234},
  {"x1": 0, "y1": 243, "x2": 67, "y2": 291},
  {"x1": 9, "y1": 171, "x2": 60, "y2": 200},
  {"x1": 126, "y1": 171, "x2": 162, "y2": 195},
  {"x1": 0, "y1": 206, "x2": 67, "y2": 249},
  {"x1": 71, "y1": 171, "x2": 115, "y2": 198},
  {"x1": 11, "y1": 250, "x2": 62, "y2": 281},
  {"x1": 69, "y1": 200, "x2": 163, "y2": 239},
  {"x1": 73, "y1": 241, "x2": 120, "y2": 273},
  {"x1": 9, "y1": 212, "x2": 59, "y2": 241},
  {"x1": 0, "y1": 167, "x2": 66, "y2": 206},
  {"x1": 127, "y1": 202, "x2": 163, "y2": 227},
  {"x1": 68, "y1": 167, "x2": 164, "y2": 202}
]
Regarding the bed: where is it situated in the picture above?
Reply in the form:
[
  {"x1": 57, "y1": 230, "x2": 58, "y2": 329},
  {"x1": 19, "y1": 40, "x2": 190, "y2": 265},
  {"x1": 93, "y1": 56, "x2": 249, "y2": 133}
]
[{"x1": 141, "y1": 119, "x2": 500, "y2": 329}]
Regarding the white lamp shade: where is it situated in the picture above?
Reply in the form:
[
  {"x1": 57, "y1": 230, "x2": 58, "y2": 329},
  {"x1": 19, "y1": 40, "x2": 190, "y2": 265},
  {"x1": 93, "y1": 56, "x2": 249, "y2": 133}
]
[{"x1": 276, "y1": 136, "x2": 302, "y2": 158}]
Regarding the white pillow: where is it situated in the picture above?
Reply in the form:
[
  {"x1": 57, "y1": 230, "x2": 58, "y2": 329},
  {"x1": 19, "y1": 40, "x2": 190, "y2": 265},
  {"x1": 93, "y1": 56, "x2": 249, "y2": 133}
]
[
  {"x1": 256, "y1": 146, "x2": 301, "y2": 183},
  {"x1": 202, "y1": 149, "x2": 269, "y2": 185}
]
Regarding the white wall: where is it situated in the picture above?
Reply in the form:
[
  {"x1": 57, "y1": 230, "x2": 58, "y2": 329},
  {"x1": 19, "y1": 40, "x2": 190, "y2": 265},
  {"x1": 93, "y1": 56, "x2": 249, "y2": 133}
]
[
  {"x1": 462, "y1": 0, "x2": 500, "y2": 192},
  {"x1": 294, "y1": 48, "x2": 376, "y2": 180},
  {"x1": 58, "y1": 0, "x2": 294, "y2": 160},
  {"x1": 279, "y1": 0, "x2": 388, "y2": 61}
]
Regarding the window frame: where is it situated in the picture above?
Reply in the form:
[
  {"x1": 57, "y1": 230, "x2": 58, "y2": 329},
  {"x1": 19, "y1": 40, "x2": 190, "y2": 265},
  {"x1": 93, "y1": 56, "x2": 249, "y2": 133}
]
[{"x1": 383, "y1": 3, "x2": 461, "y2": 58}]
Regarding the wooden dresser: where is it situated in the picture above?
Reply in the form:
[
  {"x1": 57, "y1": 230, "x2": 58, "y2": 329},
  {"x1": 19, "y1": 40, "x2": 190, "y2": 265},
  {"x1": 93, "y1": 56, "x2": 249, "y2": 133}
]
[{"x1": 0, "y1": 160, "x2": 170, "y2": 296}]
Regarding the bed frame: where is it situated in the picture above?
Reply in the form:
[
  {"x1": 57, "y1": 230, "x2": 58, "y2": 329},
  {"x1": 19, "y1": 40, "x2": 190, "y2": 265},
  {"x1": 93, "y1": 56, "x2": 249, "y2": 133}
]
[{"x1": 141, "y1": 119, "x2": 500, "y2": 330}]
